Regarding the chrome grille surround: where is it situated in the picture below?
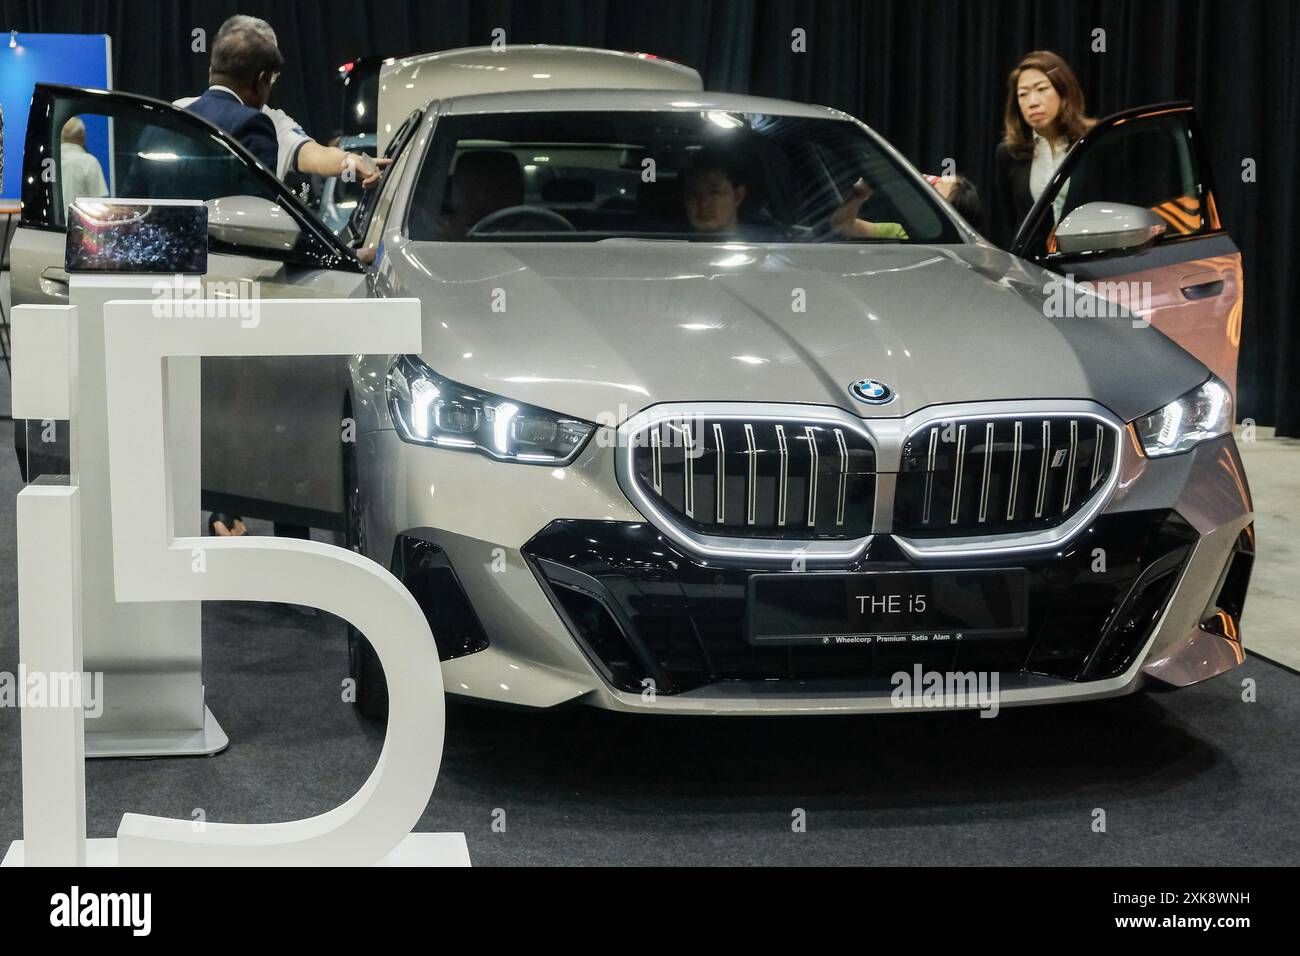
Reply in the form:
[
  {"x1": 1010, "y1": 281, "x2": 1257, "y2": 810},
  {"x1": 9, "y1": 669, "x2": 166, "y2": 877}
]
[
  {"x1": 886, "y1": 402, "x2": 1126, "y2": 559},
  {"x1": 616, "y1": 403, "x2": 878, "y2": 566},
  {"x1": 616, "y1": 400, "x2": 1126, "y2": 565},
  {"x1": 895, "y1": 414, "x2": 1119, "y2": 535}
]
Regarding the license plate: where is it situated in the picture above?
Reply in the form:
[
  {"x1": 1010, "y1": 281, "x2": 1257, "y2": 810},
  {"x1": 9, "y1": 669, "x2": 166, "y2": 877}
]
[{"x1": 745, "y1": 569, "x2": 1028, "y2": 647}]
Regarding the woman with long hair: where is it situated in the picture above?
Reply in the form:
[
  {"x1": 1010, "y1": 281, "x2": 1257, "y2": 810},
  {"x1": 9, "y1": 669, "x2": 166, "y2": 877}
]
[{"x1": 992, "y1": 50, "x2": 1094, "y2": 247}]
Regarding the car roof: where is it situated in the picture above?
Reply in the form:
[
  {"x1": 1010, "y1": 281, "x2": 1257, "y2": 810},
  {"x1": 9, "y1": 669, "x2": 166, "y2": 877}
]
[
  {"x1": 438, "y1": 88, "x2": 850, "y2": 121},
  {"x1": 378, "y1": 45, "x2": 703, "y2": 148}
]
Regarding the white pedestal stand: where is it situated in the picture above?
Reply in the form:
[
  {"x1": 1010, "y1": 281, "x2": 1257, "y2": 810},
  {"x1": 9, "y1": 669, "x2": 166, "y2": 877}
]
[{"x1": 70, "y1": 275, "x2": 225, "y2": 757}]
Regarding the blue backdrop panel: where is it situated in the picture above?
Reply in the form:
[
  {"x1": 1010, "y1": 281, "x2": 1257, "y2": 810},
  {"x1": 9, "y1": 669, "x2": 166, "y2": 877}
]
[{"x1": 1, "y1": 33, "x2": 113, "y2": 202}]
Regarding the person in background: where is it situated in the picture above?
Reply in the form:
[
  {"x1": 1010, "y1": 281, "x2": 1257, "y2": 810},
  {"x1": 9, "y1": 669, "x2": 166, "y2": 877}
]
[
  {"x1": 297, "y1": 130, "x2": 345, "y2": 209},
  {"x1": 991, "y1": 50, "x2": 1094, "y2": 248},
  {"x1": 186, "y1": 25, "x2": 285, "y2": 538},
  {"x1": 194, "y1": 18, "x2": 383, "y2": 540},
  {"x1": 178, "y1": 16, "x2": 384, "y2": 190},
  {"x1": 184, "y1": 24, "x2": 281, "y2": 171},
  {"x1": 59, "y1": 117, "x2": 109, "y2": 207}
]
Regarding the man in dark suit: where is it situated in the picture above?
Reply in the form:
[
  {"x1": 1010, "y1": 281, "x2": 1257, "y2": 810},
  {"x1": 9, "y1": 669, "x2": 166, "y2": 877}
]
[
  {"x1": 184, "y1": 23, "x2": 282, "y2": 172},
  {"x1": 120, "y1": 23, "x2": 282, "y2": 201}
]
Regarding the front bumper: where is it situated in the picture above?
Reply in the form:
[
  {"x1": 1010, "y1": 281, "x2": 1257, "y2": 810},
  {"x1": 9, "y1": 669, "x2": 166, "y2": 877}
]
[{"x1": 360, "y1": 425, "x2": 1253, "y2": 715}]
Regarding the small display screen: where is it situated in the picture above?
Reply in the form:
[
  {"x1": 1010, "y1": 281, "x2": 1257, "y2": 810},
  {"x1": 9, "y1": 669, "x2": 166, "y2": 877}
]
[
  {"x1": 65, "y1": 200, "x2": 207, "y2": 274},
  {"x1": 746, "y1": 569, "x2": 1028, "y2": 647}
]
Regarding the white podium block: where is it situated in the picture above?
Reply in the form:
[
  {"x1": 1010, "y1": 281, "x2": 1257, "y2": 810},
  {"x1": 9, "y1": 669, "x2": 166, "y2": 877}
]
[
  {"x1": 11, "y1": 305, "x2": 76, "y2": 420},
  {"x1": 16, "y1": 481, "x2": 87, "y2": 867}
]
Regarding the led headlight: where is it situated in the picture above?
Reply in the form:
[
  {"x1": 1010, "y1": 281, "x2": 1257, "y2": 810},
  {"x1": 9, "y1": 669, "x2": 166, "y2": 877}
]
[
  {"x1": 1133, "y1": 376, "x2": 1232, "y2": 457},
  {"x1": 387, "y1": 355, "x2": 594, "y2": 464}
]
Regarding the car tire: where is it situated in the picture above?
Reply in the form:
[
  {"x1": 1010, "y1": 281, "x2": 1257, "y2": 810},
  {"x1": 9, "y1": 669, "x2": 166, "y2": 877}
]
[{"x1": 342, "y1": 399, "x2": 389, "y2": 720}]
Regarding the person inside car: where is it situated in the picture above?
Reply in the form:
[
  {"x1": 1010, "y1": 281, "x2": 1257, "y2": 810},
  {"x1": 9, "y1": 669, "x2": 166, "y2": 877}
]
[
  {"x1": 830, "y1": 173, "x2": 982, "y2": 239},
  {"x1": 681, "y1": 151, "x2": 749, "y2": 234},
  {"x1": 927, "y1": 173, "x2": 982, "y2": 227}
]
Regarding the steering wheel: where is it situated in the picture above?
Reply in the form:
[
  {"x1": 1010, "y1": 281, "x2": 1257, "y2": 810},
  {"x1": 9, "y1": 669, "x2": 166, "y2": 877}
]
[{"x1": 466, "y1": 205, "x2": 575, "y2": 236}]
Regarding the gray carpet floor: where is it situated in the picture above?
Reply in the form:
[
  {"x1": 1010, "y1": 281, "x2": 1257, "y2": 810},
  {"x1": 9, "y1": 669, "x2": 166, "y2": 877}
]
[{"x1": 1, "y1": 387, "x2": 1298, "y2": 865}]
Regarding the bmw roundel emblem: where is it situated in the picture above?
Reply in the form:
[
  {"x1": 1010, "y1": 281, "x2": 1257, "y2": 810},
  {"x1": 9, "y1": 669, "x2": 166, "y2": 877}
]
[{"x1": 848, "y1": 379, "x2": 895, "y2": 405}]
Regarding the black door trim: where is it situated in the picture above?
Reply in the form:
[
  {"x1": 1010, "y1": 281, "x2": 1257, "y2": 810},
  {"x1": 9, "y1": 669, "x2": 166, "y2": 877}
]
[{"x1": 1010, "y1": 100, "x2": 1224, "y2": 267}]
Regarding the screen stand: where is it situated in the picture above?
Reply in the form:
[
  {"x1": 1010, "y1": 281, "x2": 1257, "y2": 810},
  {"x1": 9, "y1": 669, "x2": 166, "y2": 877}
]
[{"x1": 70, "y1": 274, "x2": 226, "y2": 758}]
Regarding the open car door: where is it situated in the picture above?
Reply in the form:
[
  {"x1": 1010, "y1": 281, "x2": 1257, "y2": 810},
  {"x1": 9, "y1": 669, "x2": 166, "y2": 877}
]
[
  {"x1": 1011, "y1": 102, "x2": 1242, "y2": 397},
  {"x1": 11, "y1": 84, "x2": 368, "y2": 528}
]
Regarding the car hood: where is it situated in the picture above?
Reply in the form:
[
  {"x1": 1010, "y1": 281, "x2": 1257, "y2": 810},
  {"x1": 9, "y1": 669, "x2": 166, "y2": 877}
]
[{"x1": 381, "y1": 238, "x2": 1209, "y2": 424}]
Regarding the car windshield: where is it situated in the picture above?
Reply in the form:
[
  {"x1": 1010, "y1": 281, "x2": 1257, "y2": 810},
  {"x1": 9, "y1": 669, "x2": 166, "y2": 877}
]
[{"x1": 405, "y1": 110, "x2": 962, "y2": 243}]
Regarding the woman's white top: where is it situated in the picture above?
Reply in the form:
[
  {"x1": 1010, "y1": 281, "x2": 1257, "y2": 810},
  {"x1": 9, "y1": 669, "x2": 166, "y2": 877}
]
[{"x1": 1029, "y1": 130, "x2": 1071, "y2": 221}]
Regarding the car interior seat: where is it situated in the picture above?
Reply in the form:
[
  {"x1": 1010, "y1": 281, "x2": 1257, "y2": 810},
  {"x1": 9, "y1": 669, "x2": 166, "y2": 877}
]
[{"x1": 440, "y1": 149, "x2": 526, "y2": 237}]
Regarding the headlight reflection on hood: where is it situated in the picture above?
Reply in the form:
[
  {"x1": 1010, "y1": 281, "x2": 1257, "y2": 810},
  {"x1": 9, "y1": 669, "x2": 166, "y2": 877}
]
[
  {"x1": 387, "y1": 355, "x2": 595, "y2": 464},
  {"x1": 1132, "y1": 376, "x2": 1233, "y2": 457}
]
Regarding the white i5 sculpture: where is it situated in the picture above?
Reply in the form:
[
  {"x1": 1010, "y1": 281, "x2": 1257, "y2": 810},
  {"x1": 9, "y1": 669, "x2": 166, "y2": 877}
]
[{"x1": 5, "y1": 290, "x2": 469, "y2": 866}]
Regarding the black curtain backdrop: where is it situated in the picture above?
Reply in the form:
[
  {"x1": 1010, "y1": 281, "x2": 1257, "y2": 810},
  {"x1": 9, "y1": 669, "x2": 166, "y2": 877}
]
[{"x1": 2, "y1": 0, "x2": 1296, "y2": 432}]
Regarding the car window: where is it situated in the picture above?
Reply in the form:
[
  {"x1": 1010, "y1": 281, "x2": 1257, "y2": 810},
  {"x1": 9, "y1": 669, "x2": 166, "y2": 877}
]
[
  {"x1": 346, "y1": 110, "x2": 421, "y2": 245},
  {"x1": 404, "y1": 110, "x2": 961, "y2": 243},
  {"x1": 23, "y1": 87, "x2": 357, "y2": 271},
  {"x1": 47, "y1": 109, "x2": 278, "y2": 224},
  {"x1": 361, "y1": 134, "x2": 416, "y2": 253}
]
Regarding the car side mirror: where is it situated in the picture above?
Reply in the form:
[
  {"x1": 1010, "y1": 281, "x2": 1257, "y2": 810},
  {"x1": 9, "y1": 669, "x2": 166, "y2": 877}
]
[
  {"x1": 205, "y1": 195, "x2": 301, "y2": 253},
  {"x1": 1053, "y1": 201, "x2": 1166, "y2": 256}
]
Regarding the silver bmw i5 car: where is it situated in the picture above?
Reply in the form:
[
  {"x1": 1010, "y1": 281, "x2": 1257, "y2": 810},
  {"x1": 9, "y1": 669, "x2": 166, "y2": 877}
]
[{"x1": 11, "y1": 46, "x2": 1252, "y2": 717}]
